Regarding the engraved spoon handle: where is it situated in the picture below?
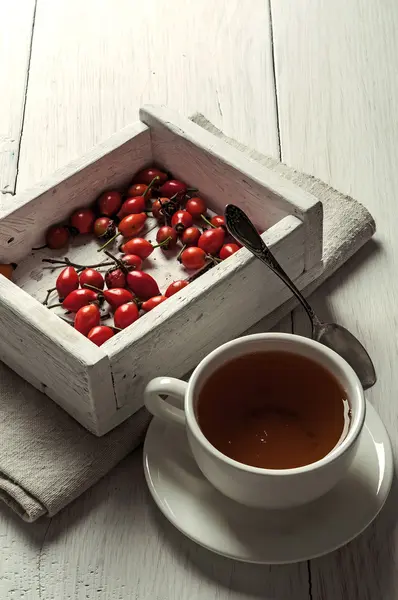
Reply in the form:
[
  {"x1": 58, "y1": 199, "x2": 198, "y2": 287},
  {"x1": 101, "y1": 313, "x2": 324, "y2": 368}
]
[{"x1": 225, "y1": 204, "x2": 319, "y2": 330}]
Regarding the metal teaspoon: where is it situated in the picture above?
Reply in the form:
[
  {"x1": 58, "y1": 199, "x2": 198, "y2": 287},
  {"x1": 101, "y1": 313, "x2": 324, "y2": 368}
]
[{"x1": 225, "y1": 204, "x2": 376, "y2": 390}]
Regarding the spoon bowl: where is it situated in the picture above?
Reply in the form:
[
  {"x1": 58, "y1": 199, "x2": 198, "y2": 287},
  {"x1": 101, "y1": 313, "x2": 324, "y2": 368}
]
[{"x1": 225, "y1": 204, "x2": 376, "y2": 390}]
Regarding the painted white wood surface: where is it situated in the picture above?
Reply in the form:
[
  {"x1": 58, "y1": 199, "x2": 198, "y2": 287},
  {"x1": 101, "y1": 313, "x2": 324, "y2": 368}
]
[
  {"x1": 0, "y1": 1, "x2": 35, "y2": 197},
  {"x1": 0, "y1": 276, "x2": 118, "y2": 434},
  {"x1": 0, "y1": 0, "x2": 395, "y2": 598},
  {"x1": 0, "y1": 1, "x2": 312, "y2": 598},
  {"x1": 17, "y1": 0, "x2": 279, "y2": 191},
  {"x1": 0, "y1": 123, "x2": 151, "y2": 261},
  {"x1": 141, "y1": 105, "x2": 323, "y2": 269},
  {"x1": 271, "y1": 0, "x2": 398, "y2": 598},
  {"x1": 2, "y1": 105, "x2": 319, "y2": 433}
]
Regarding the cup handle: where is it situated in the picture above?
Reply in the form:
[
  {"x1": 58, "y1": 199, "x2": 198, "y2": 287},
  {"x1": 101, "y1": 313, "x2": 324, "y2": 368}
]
[{"x1": 144, "y1": 377, "x2": 188, "y2": 426}]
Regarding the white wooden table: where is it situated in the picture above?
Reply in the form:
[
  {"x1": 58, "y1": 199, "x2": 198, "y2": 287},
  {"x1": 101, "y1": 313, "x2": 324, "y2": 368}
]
[{"x1": 1, "y1": 1, "x2": 397, "y2": 598}]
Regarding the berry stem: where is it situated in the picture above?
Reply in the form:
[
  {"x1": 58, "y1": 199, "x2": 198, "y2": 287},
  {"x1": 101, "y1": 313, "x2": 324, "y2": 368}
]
[
  {"x1": 42, "y1": 258, "x2": 114, "y2": 269},
  {"x1": 97, "y1": 232, "x2": 121, "y2": 252},
  {"x1": 58, "y1": 315, "x2": 73, "y2": 324},
  {"x1": 103, "y1": 250, "x2": 127, "y2": 273},
  {"x1": 201, "y1": 214, "x2": 216, "y2": 228},
  {"x1": 143, "y1": 176, "x2": 160, "y2": 199},
  {"x1": 103, "y1": 249, "x2": 121, "y2": 264},
  {"x1": 152, "y1": 236, "x2": 172, "y2": 249},
  {"x1": 42, "y1": 287, "x2": 57, "y2": 306},
  {"x1": 176, "y1": 244, "x2": 187, "y2": 263},
  {"x1": 82, "y1": 283, "x2": 103, "y2": 293},
  {"x1": 156, "y1": 197, "x2": 170, "y2": 225}
]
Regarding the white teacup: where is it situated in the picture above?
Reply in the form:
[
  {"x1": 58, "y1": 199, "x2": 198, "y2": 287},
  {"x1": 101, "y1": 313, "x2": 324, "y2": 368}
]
[{"x1": 144, "y1": 333, "x2": 365, "y2": 509}]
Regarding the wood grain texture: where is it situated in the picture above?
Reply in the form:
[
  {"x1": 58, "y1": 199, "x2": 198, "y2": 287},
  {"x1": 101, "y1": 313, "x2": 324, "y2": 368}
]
[
  {"x1": 142, "y1": 105, "x2": 323, "y2": 269},
  {"x1": 0, "y1": 123, "x2": 150, "y2": 259},
  {"x1": 0, "y1": 0, "x2": 312, "y2": 596},
  {"x1": 36, "y1": 447, "x2": 310, "y2": 600},
  {"x1": 0, "y1": 276, "x2": 116, "y2": 434},
  {"x1": 1, "y1": 106, "x2": 320, "y2": 433},
  {"x1": 0, "y1": 1, "x2": 35, "y2": 198},
  {"x1": 17, "y1": 0, "x2": 279, "y2": 192},
  {"x1": 0, "y1": 503, "x2": 47, "y2": 600},
  {"x1": 272, "y1": 0, "x2": 398, "y2": 597}
]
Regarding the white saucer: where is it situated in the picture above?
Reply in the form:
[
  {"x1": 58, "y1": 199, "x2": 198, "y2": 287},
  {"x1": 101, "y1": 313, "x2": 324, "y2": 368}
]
[{"x1": 143, "y1": 401, "x2": 393, "y2": 564}]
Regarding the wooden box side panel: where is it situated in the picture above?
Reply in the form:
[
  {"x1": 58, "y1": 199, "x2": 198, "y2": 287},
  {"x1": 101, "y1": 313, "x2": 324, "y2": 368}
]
[
  {"x1": 0, "y1": 277, "x2": 117, "y2": 434},
  {"x1": 106, "y1": 216, "x2": 305, "y2": 409},
  {"x1": 140, "y1": 105, "x2": 323, "y2": 270},
  {"x1": 0, "y1": 123, "x2": 151, "y2": 263}
]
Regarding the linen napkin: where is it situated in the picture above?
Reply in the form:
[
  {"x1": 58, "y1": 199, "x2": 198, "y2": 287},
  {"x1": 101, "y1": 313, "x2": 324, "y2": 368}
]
[{"x1": 0, "y1": 115, "x2": 375, "y2": 522}]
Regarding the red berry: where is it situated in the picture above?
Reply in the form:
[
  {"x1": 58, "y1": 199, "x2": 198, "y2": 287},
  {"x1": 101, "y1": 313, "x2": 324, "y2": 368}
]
[
  {"x1": 219, "y1": 243, "x2": 240, "y2": 260},
  {"x1": 88, "y1": 325, "x2": 115, "y2": 346},
  {"x1": 181, "y1": 226, "x2": 201, "y2": 246},
  {"x1": 210, "y1": 215, "x2": 226, "y2": 228},
  {"x1": 56, "y1": 267, "x2": 79, "y2": 299},
  {"x1": 70, "y1": 208, "x2": 96, "y2": 234},
  {"x1": 186, "y1": 197, "x2": 206, "y2": 218},
  {"x1": 118, "y1": 213, "x2": 147, "y2": 238},
  {"x1": 151, "y1": 198, "x2": 166, "y2": 221},
  {"x1": 171, "y1": 210, "x2": 193, "y2": 233},
  {"x1": 103, "y1": 288, "x2": 134, "y2": 310},
  {"x1": 126, "y1": 271, "x2": 160, "y2": 300},
  {"x1": 127, "y1": 183, "x2": 148, "y2": 197},
  {"x1": 133, "y1": 168, "x2": 168, "y2": 186},
  {"x1": 93, "y1": 217, "x2": 116, "y2": 240},
  {"x1": 120, "y1": 238, "x2": 153, "y2": 259},
  {"x1": 180, "y1": 247, "x2": 207, "y2": 270},
  {"x1": 114, "y1": 302, "x2": 140, "y2": 329},
  {"x1": 118, "y1": 196, "x2": 146, "y2": 218},
  {"x1": 121, "y1": 254, "x2": 143, "y2": 270},
  {"x1": 159, "y1": 179, "x2": 187, "y2": 199},
  {"x1": 97, "y1": 191, "x2": 122, "y2": 216},
  {"x1": 46, "y1": 225, "x2": 70, "y2": 250},
  {"x1": 105, "y1": 268, "x2": 126, "y2": 289},
  {"x1": 198, "y1": 228, "x2": 225, "y2": 255},
  {"x1": 62, "y1": 289, "x2": 98, "y2": 312},
  {"x1": 142, "y1": 295, "x2": 167, "y2": 312},
  {"x1": 79, "y1": 268, "x2": 104, "y2": 290},
  {"x1": 156, "y1": 226, "x2": 178, "y2": 250},
  {"x1": 74, "y1": 304, "x2": 100, "y2": 336},
  {"x1": 165, "y1": 280, "x2": 189, "y2": 297}
]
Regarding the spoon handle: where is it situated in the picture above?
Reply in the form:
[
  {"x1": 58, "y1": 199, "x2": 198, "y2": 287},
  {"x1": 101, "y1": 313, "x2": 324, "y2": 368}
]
[{"x1": 225, "y1": 204, "x2": 318, "y2": 328}]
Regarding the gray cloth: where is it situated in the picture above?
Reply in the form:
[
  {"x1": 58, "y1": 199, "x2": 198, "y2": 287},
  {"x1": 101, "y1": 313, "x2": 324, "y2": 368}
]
[{"x1": 0, "y1": 116, "x2": 375, "y2": 522}]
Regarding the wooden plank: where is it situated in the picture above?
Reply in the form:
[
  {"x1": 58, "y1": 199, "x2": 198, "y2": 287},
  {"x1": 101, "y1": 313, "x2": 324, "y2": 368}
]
[
  {"x1": 1, "y1": 1, "x2": 308, "y2": 596},
  {"x1": 107, "y1": 216, "x2": 306, "y2": 408},
  {"x1": 37, "y1": 445, "x2": 310, "y2": 600},
  {"x1": 272, "y1": 0, "x2": 398, "y2": 596},
  {"x1": 141, "y1": 105, "x2": 323, "y2": 270},
  {"x1": 0, "y1": 124, "x2": 151, "y2": 262},
  {"x1": 0, "y1": 503, "x2": 47, "y2": 600},
  {"x1": 0, "y1": 277, "x2": 115, "y2": 433},
  {"x1": 16, "y1": 0, "x2": 279, "y2": 192},
  {"x1": 0, "y1": 1, "x2": 35, "y2": 198},
  {"x1": 1, "y1": 111, "x2": 311, "y2": 431},
  {"x1": 0, "y1": 3, "x2": 51, "y2": 593}
]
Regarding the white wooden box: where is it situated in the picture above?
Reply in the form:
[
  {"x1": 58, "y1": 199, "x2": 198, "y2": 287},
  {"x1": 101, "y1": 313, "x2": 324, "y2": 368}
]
[{"x1": 0, "y1": 106, "x2": 323, "y2": 435}]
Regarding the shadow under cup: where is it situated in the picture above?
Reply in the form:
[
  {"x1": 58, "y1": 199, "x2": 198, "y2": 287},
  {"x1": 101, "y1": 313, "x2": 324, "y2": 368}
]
[{"x1": 186, "y1": 334, "x2": 365, "y2": 509}]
